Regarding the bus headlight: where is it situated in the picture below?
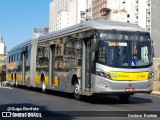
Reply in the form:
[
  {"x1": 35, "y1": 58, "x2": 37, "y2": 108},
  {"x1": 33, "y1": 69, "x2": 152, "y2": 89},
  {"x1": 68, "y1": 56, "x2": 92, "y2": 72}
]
[
  {"x1": 148, "y1": 71, "x2": 154, "y2": 79},
  {"x1": 96, "y1": 70, "x2": 111, "y2": 79}
]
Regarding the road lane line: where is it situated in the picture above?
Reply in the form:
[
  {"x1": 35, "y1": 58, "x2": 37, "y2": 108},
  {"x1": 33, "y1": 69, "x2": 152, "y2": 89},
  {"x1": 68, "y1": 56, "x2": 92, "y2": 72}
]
[{"x1": 0, "y1": 86, "x2": 13, "y2": 89}]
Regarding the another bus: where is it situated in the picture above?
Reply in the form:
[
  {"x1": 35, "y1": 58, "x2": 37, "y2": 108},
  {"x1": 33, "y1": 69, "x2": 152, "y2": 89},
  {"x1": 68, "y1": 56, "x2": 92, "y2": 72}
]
[{"x1": 6, "y1": 20, "x2": 154, "y2": 100}]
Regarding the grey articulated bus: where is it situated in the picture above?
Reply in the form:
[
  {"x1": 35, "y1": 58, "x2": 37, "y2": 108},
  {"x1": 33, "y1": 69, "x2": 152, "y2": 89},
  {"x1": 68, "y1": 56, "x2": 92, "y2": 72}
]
[{"x1": 7, "y1": 20, "x2": 154, "y2": 100}]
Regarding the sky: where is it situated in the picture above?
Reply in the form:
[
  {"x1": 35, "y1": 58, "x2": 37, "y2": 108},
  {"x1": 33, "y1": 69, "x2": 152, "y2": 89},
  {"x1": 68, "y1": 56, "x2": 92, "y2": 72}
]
[{"x1": 0, "y1": 0, "x2": 50, "y2": 51}]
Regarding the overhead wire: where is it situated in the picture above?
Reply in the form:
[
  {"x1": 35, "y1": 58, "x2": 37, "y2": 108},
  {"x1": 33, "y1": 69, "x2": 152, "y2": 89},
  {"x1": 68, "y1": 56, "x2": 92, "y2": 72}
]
[{"x1": 0, "y1": 23, "x2": 32, "y2": 37}]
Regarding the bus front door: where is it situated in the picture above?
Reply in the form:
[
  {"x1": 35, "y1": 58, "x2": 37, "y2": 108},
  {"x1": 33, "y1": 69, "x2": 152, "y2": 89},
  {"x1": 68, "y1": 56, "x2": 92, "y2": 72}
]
[
  {"x1": 21, "y1": 51, "x2": 26, "y2": 84},
  {"x1": 49, "y1": 45, "x2": 55, "y2": 87},
  {"x1": 82, "y1": 38, "x2": 92, "y2": 92}
]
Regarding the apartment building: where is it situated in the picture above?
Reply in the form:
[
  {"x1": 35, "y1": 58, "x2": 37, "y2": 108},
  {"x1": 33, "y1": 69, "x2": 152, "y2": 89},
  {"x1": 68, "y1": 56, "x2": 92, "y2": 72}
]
[
  {"x1": 0, "y1": 37, "x2": 6, "y2": 55},
  {"x1": 68, "y1": 0, "x2": 91, "y2": 25},
  {"x1": 49, "y1": 0, "x2": 68, "y2": 32},
  {"x1": 134, "y1": 0, "x2": 160, "y2": 58},
  {"x1": 68, "y1": 0, "x2": 77, "y2": 26},
  {"x1": 92, "y1": 0, "x2": 108, "y2": 20},
  {"x1": 92, "y1": 0, "x2": 135, "y2": 23},
  {"x1": 49, "y1": 0, "x2": 56, "y2": 32},
  {"x1": 80, "y1": 0, "x2": 92, "y2": 21},
  {"x1": 0, "y1": 37, "x2": 6, "y2": 85},
  {"x1": 134, "y1": 0, "x2": 151, "y2": 30},
  {"x1": 108, "y1": 0, "x2": 135, "y2": 23},
  {"x1": 49, "y1": 0, "x2": 90, "y2": 32},
  {"x1": 151, "y1": 0, "x2": 160, "y2": 58}
]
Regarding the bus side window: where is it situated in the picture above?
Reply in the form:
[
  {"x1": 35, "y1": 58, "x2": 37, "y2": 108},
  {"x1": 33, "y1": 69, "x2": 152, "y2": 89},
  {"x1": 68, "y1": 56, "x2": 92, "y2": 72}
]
[
  {"x1": 74, "y1": 40, "x2": 82, "y2": 67},
  {"x1": 17, "y1": 53, "x2": 19, "y2": 61},
  {"x1": 44, "y1": 47, "x2": 49, "y2": 66},
  {"x1": 25, "y1": 50, "x2": 28, "y2": 59},
  {"x1": 36, "y1": 47, "x2": 44, "y2": 66},
  {"x1": 54, "y1": 45, "x2": 63, "y2": 71},
  {"x1": 12, "y1": 55, "x2": 13, "y2": 62},
  {"x1": 9, "y1": 56, "x2": 11, "y2": 63},
  {"x1": 14, "y1": 54, "x2": 16, "y2": 62}
]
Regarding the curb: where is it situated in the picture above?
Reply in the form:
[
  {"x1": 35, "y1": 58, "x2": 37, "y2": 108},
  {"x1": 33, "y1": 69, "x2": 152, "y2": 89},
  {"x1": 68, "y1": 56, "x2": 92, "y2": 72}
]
[{"x1": 151, "y1": 91, "x2": 160, "y2": 95}]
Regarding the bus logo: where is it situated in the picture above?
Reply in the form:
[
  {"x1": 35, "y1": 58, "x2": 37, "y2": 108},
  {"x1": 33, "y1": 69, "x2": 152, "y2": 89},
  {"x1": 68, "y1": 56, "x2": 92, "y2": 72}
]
[{"x1": 112, "y1": 73, "x2": 117, "y2": 78}]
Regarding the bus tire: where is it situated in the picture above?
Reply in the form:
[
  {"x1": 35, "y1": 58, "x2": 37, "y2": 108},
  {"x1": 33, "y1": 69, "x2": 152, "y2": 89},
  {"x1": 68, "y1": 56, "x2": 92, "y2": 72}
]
[
  {"x1": 13, "y1": 80, "x2": 18, "y2": 87},
  {"x1": 42, "y1": 81, "x2": 46, "y2": 93},
  {"x1": 15, "y1": 81, "x2": 18, "y2": 87},
  {"x1": 41, "y1": 76, "x2": 46, "y2": 93},
  {"x1": 118, "y1": 94, "x2": 130, "y2": 101},
  {"x1": 73, "y1": 82, "x2": 82, "y2": 100}
]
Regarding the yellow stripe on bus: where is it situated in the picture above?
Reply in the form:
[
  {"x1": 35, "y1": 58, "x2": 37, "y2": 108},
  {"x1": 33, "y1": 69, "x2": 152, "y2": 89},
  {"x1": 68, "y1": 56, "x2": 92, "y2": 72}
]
[
  {"x1": 109, "y1": 71, "x2": 149, "y2": 81},
  {"x1": 45, "y1": 76, "x2": 49, "y2": 85},
  {"x1": 36, "y1": 76, "x2": 41, "y2": 84},
  {"x1": 36, "y1": 76, "x2": 49, "y2": 85},
  {"x1": 54, "y1": 76, "x2": 59, "y2": 86}
]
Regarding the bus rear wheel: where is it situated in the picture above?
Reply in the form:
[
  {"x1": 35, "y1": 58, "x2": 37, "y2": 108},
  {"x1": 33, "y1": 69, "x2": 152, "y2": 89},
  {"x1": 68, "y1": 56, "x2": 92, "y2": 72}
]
[
  {"x1": 73, "y1": 82, "x2": 82, "y2": 100},
  {"x1": 14, "y1": 80, "x2": 18, "y2": 87},
  {"x1": 118, "y1": 94, "x2": 130, "y2": 101},
  {"x1": 41, "y1": 75, "x2": 46, "y2": 93}
]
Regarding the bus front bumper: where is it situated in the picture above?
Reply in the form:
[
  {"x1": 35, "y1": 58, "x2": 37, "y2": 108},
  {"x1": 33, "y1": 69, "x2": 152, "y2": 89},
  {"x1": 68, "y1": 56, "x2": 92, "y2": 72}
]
[{"x1": 92, "y1": 75, "x2": 153, "y2": 94}]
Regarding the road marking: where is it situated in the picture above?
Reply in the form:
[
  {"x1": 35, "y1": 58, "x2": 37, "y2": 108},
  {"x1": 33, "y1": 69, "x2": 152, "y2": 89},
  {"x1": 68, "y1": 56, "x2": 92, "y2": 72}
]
[{"x1": 0, "y1": 86, "x2": 13, "y2": 89}]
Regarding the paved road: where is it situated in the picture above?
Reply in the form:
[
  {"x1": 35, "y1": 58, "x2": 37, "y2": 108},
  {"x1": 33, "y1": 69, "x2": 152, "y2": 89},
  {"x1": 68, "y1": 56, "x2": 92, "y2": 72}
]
[{"x1": 0, "y1": 86, "x2": 160, "y2": 120}]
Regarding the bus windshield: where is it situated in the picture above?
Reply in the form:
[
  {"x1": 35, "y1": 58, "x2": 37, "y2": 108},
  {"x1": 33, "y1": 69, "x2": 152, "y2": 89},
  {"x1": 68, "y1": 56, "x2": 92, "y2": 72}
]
[{"x1": 98, "y1": 30, "x2": 153, "y2": 68}]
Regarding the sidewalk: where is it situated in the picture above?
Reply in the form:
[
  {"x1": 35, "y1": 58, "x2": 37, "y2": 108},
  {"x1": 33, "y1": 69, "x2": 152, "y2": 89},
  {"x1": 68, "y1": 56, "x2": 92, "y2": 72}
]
[{"x1": 151, "y1": 91, "x2": 160, "y2": 95}]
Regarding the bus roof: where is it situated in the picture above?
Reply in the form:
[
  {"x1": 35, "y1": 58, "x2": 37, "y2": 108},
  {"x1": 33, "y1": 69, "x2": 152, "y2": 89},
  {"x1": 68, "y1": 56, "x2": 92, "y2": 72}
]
[
  {"x1": 9, "y1": 20, "x2": 149, "y2": 52},
  {"x1": 38, "y1": 20, "x2": 148, "y2": 42},
  {"x1": 9, "y1": 39, "x2": 32, "y2": 52}
]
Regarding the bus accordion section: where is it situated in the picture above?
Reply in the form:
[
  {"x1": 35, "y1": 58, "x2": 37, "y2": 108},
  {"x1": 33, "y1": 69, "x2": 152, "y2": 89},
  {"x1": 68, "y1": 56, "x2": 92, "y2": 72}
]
[{"x1": 6, "y1": 20, "x2": 154, "y2": 101}]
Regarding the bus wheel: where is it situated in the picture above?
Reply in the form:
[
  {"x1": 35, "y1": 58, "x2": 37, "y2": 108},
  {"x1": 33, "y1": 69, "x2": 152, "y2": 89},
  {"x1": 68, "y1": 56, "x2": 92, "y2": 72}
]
[
  {"x1": 41, "y1": 81, "x2": 46, "y2": 93},
  {"x1": 74, "y1": 82, "x2": 81, "y2": 100},
  {"x1": 15, "y1": 81, "x2": 18, "y2": 87},
  {"x1": 118, "y1": 94, "x2": 130, "y2": 101},
  {"x1": 13, "y1": 80, "x2": 18, "y2": 87}
]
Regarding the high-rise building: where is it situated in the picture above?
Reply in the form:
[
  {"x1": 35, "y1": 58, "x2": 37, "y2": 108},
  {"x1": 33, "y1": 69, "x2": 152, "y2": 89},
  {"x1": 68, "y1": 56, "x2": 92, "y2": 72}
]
[
  {"x1": 0, "y1": 37, "x2": 6, "y2": 55},
  {"x1": 49, "y1": 0, "x2": 55, "y2": 32},
  {"x1": 92, "y1": 0, "x2": 135, "y2": 23},
  {"x1": 68, "y1": 0, "x2": 89, "y2": 26},
  {"x1": 0, "y1": 37, "x2": 6, "y2": 84},
  {"x1": 49, "y1": 0, "x2": 68, "y2": 32},
  {"x1": 49, "y1": 0, "x2": 90, "y2": 32},
  {"x1": 108, "y1": 0, "x2": 135, "y2": 23},
  {"x1": 134, "y1": 0, "x2": 160, "y2": 58},
  {"x1": 134, "y1": 0, "x2": 151, "y2": 30},
  {"x1": 151, "y1": 0, "x2": 160, "y2": 58},
  {"x1": 92, "y1": 0, "x2": 108, "y2": 20},
  {"x1": 77, "y1": 0, "x2": 92, "y2": 22}
]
